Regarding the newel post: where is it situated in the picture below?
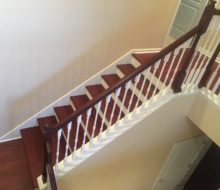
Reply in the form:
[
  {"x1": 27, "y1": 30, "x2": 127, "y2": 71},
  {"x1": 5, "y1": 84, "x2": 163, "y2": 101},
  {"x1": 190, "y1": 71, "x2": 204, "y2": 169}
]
[
  {"x1": 198, "y1": 42, "x2": 220, "y2": 88},
  {"x1": 172, "y1": 0, "x2": 217, "y2": 93},
  {"x1": 42, "y1": 125, "x2": 53, "y2": 183}
]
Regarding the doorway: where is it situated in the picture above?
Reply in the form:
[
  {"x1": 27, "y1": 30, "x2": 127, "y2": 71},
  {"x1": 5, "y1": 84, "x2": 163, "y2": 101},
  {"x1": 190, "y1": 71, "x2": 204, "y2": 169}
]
[{"x1": 170, "y1": 0, "x2": 209, "y2": 39}]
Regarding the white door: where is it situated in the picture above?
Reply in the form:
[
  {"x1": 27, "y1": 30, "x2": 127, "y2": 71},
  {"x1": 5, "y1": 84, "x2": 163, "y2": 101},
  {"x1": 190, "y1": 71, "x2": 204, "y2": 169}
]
[
  {"x1": 170, "y1": 0, "x2": 208, "y2": 38},
  {"x1": 151, "y1": 135, "x2": 211, "y2": 190}
]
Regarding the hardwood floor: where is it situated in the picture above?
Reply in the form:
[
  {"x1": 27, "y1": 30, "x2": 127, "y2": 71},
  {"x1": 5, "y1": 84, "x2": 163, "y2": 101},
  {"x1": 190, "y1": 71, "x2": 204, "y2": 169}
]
[{"x1": 0, "y1": 139, "x2": 34, "y2": 190}]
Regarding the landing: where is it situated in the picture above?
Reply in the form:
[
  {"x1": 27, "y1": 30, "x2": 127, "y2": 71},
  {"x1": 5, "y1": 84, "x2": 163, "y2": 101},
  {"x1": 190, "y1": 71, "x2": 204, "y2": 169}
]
[{"x1": 0, "y1": 139, "x2": 34, "y2": 190}]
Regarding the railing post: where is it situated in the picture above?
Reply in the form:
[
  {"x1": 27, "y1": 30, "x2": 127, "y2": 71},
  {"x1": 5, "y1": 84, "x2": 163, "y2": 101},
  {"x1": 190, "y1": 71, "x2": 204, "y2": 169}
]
[
  {"x1": 198, "y1": 42, "x2": 220, "y2": 88},
  {"x1": 42, "y1": 125, "x2": 54, "y2": 183},
  {"x1": 172, "y1": 0, "x2": 217, "y2": 93},
  {"x1": 43, "y1": 125, "x2": 58, "y2": 190}
]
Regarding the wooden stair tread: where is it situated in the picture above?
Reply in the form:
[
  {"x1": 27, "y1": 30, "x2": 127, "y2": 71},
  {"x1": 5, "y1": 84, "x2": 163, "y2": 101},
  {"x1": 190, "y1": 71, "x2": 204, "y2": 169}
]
[
  {"x1": 0, "y1": 139, "x2": 34, "y2": 190},
  {"x1": 54, "y1": 105, "x2": 88, "y2": 147},
  {"x1": 117, "y1": 64, "x2": 136, "y2": 76},
  {"x1": 37, "y1": 115, "x2": 58, "y2": 133},
  {"x1": 102, "y1": 74, "x2": 121, "y2": 87},
  {"x1": 132, "y1": 52, "x2": 156, "y2": 65},
  {"x1": 21, "y1": 127, "x2": 44, "y2": 188},
  {"x1": 86, "y1": 84, "x2": 106, "y2": 97},
  {"x1": 86, "y1": 84, "x2": 125, "y2": 125},
  {"x1": 54, "y1": 105, "x2": 74, "y2": 121},
  {"x1": 70, "y1": 95, "x2": 90, "y2": 110}
]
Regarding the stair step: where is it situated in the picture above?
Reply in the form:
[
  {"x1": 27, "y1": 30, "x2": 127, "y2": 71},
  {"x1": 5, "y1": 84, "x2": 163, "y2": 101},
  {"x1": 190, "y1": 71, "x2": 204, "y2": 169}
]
[
  {"x1": 102, "y1": 74, "x2": 121, "y2": 87},
  {"x1": 86, "y1": 84, "x2": 124, "y2": 125},
  {"x1": 117, "y1": 64, "x2": 136, "y2": 76},
  {"x1": 70, "y1": 95, "x2": 90, "y2": 110},
  {"x1": 132, "y1": 52, "x2": 156, "y2": 65},
  {"x1": 71, "y1": 95, "x2": 106, "y2": 137},
  {"x1": 37, "y1": 116, "x2": 66, "y2": 165},
  {"x1": 0, "y1": 139, "x2": 34, "y2": 190},
  {"x1": 21, "y1": 127, "x2": 44, "y2": 188},
  {"x1": 54, "y1": 105, "x2": 86, "y2": 150}
]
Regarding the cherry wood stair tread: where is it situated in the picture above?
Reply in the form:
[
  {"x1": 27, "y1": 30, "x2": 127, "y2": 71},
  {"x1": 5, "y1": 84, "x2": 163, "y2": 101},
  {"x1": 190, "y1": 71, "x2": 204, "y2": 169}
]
[
  {"x1": 86, "y1": 84, "x2": 124, "y2": 124},
  {"x1": 102, "y1": 74, "x2": 121, "y2": 87},
  {"x1": 37, "y1": 116, "x2": 66, "y2": 165},
  {"x1": 70, "y1": 95, "x2": 90, "y2": 110},
  {"x1": 54, "y1": 105, "x2": 74, "y2": 121},
  {"x1": 21, "y1": 127, "x2": 44, "y2": 188},
  {"x1": 117, "y1": 64, "x2": 136, "y2": 76},
  {"x1": 132, "y1": 52, "x2": 157, "y2": 65},
  {"x1": 70, "y1": 94, "x2": 105, "y2": 137},
  {"x1": 54, "y1": 105, "x2": 86, "y2": 149},
  {"x1": 0, "y1": 139, "x2": 34, "y2": 190}
]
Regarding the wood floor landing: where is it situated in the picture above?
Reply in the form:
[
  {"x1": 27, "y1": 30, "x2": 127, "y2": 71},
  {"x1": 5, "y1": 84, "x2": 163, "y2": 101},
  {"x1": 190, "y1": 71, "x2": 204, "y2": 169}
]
[{"x1": 0, "y1": 139, "x2": 34, "y2": 190}]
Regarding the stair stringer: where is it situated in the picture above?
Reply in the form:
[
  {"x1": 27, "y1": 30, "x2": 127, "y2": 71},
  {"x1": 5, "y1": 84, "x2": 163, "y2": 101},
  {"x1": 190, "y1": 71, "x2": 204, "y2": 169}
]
[
  {"x1": 37, "y1": 89, "x2": 199, "y2": 189},
  {"x1": 0, "y1": 48, "x2": 161, "y2": 142}
]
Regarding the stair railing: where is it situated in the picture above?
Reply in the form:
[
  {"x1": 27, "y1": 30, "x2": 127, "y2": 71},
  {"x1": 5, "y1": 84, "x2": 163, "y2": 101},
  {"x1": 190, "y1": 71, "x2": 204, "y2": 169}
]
[{"x1": 42, "y1": 0, "x2": 220, "y2": 189}]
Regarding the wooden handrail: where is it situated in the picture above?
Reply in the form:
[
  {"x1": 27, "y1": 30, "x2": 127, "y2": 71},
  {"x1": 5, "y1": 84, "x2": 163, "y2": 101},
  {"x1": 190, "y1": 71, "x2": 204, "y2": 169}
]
[{"x1": 44, "y1": 25, "x2": 201, "y2": 135}]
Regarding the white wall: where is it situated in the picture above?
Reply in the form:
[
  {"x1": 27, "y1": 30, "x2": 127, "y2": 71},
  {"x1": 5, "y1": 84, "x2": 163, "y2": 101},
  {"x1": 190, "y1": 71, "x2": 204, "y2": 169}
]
[
  {"x1": 0, "y1": 0, "x2": 178, "y2": 136},
  {"x1": 57, "y1": 95, "x2": 203, "y2": 190}
]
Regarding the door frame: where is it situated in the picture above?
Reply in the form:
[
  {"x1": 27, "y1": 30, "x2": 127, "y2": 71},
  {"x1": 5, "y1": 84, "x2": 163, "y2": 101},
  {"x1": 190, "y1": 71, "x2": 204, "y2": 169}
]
[{"x1": 163, "y1": 0, "x2": 209, "y2": 46}]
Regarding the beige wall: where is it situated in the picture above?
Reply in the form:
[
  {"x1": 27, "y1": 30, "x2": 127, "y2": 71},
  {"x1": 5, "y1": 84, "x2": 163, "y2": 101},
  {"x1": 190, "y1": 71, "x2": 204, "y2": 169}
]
[
  {"x1": 0, "y1": 0, "x2": 178, "y2": 136},
  {"x1": 57, "y1": 95, "x2": 202, "y2": 190},
  {"x1": 188, "y1": 94, "x2": 220, "y2": 146}
]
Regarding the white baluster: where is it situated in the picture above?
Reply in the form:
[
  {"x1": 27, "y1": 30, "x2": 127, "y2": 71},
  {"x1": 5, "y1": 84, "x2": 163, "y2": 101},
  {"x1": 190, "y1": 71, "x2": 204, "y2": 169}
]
[
  {"x1": 169, "y1": 39, "x2": 192, "y2": 90},
  {"x1": 195, "y1": 38, "x2": 220, "y2": 86},
  {"x1": 72, "y1": 115, "x2": 82, "y2": 160},
  {"x1": 191, "y1": 21, "x2": 220, "y2": 85},
  {"x1": 135, "y1": 69, "x2": 149, "y2": 110},
  {"x1": 98, "y1": 94, "x2": 111, "y2": 141},
  {"x1": 207, "y1": 64, "x2": 220, "y2": 90},
  {"x1": 126, "y1": 74, "x2": 141, "y2": 114},
  {"x1": 55, "y1": 129, "x2": 62, "y2": 171},
  {"x1": 163, "y1": 48, "x2": 180, "y2": 89},
  {"x1": 152, "y1": 53, "x2": 171, "y2": 97},
  {"x1": 81, "y1": 108, "x2": 92, "y2": 152},
  {"x1": 108, "y1": 88, "x2": 121, "y2": 127},
  {"x1": 64, "y1": 122, "x2": 72, "y2": 165},
  {"x1": 116, "y1": 81, "x2": 131, "y2": 123},
  {"x1": 211, "y1": 77, "x2": 220, "y2": 97},
  {"x1": 183, "y1": 51, "x2": 198, "y2": 85},
  {"x1": 90, "y1": 101, "x2": 102, "y2": 145},
  {"x1": 185, "y1": 32, "x2": 212, "y2": 87},
  {"x1": 144, "y1": 61, "x2": 160, "y2": 102}
]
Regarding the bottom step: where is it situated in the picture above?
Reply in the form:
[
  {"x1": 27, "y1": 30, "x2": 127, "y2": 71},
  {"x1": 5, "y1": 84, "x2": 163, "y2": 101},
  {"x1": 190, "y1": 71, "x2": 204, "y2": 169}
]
[
  {"x1": 21, "y1": 127, "x2": 45, "y2": 188},
  {"x1": 0, "y1": 139, "x2": 34, "y2": 190}
]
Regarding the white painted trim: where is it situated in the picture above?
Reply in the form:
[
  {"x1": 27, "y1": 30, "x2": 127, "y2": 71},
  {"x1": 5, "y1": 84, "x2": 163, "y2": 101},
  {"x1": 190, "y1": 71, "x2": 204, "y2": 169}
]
[{"x1": 133, "y1": 48, "x2": 161, "y2": 54}]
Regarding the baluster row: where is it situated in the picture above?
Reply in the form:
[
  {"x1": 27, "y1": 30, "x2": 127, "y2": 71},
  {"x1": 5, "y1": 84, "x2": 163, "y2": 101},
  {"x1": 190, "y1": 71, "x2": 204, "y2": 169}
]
[{"x1": 184, "y1": 17, "x2": 220, "y2": 88}]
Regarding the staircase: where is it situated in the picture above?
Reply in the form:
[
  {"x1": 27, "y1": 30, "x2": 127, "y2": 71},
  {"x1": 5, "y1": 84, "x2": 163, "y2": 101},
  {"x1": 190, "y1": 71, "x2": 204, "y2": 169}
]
[{"x1": 0, "y1": 1, "x2": 220, "y2": 189}]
